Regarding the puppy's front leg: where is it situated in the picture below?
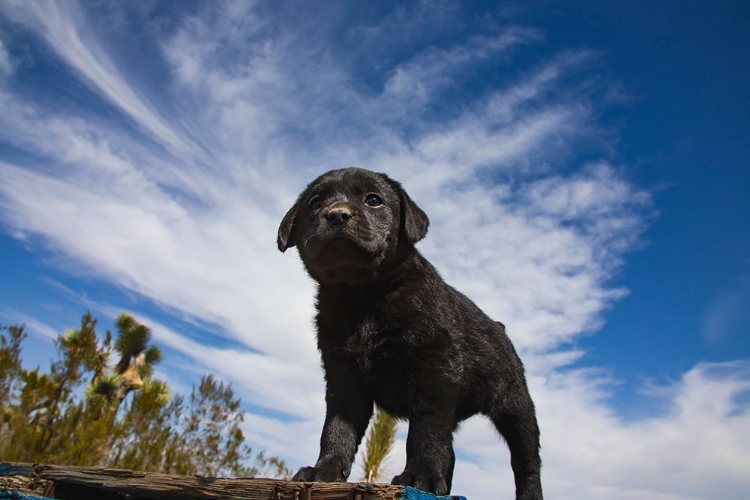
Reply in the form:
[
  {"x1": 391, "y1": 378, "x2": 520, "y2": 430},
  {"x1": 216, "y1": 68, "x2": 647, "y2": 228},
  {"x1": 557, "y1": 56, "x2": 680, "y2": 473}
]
[
  {"x1": 293, "y1": 362, "x2": 373, "y2": 483},
  {"x1": 392, "y1": 389, "x2": 457, "y2": 495}
]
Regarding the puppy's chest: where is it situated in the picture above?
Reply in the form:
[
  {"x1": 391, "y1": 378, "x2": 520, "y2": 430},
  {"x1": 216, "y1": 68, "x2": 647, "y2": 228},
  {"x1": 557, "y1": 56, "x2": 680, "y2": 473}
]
[
  {"x1": 346, "y1": 316, "x2": 405, "y2": 371},
  {"x1": 322, "y1": 309, "x2": 409, "y2": 376},
  {"x1": 317, "y1": 290, "x2": 429, "y2": 377}
]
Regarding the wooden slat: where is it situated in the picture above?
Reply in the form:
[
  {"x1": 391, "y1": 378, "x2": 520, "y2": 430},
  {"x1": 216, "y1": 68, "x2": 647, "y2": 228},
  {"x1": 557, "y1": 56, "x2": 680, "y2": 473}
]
[{"x1": 0, "y1": 463, "x2": 403, "y2": 499}]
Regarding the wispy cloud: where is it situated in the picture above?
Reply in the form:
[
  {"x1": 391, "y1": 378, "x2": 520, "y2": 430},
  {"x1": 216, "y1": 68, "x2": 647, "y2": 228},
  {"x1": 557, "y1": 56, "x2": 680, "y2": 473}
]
[
  {"x1": 2, "y1": 0, "x2": 190, "y2": 153},
  {"x1": 449, "y1": 359, "x2": 750, "y2": 499},
  {"x1": 0, "y1": 308, "x2": 58, "y2": 340},
  {"x1": 0, "y1": 2, "x2": 747, "y2": 498},
  {"x1": 0, "y1": 37, "x2": 12, "y2": 75},
  {"x1": 702, "y1": 289, "x2": 748, "y2": 343}
]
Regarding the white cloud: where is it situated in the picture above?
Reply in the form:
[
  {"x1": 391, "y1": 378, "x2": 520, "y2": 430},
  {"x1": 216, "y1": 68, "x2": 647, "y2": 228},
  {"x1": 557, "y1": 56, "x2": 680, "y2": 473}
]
[
  {"x1": 0, "y1": 2, "x2": 747, "y2": 499},
  {"x1": 0, "y1": 308, "x2": 58, "y2": 340},
  {"x1": 702, "y1": 290, "x2": 748, "y2": 343},
  {"x1": 377, "y1": 28, "x2": 543, "y2": 119},
  {"x1": 1, "y1": 0, "x2": 190, "y2": 153},
  {"x1": 0, "y1": 37, "x2": 12, "y2": 75},
  {"x1": 446, "y1": 359, "x2": 750, "y2": 500}
]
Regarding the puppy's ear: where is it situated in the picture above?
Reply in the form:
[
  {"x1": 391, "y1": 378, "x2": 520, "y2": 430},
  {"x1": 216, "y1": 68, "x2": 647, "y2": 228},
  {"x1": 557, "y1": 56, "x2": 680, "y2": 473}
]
[
  {"x1": 387, "y1": 178, "x2": 429, "y2": 244},
  {"x1": 277, "y1": 199, "x2": 301, "y2": 252}
]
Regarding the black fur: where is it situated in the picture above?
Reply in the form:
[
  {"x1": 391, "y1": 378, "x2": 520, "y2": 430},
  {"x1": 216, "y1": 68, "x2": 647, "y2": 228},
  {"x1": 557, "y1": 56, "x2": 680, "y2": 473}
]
[{"x1": 278, "y1": 168, "x2": 542, "y2": 499}]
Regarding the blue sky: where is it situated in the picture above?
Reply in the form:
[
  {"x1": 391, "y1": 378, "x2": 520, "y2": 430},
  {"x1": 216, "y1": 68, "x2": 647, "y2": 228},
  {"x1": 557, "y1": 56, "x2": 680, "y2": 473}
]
[{"x1": 0, "y1": 1, "x2": 748, "y2": 499}]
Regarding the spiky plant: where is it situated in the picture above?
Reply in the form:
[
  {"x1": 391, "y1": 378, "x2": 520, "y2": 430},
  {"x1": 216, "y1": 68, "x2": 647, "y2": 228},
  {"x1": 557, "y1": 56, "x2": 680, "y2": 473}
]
[
  {"x1": 141, "y1": 379, "x2": 171, "y2": 407},
  {"x1": 361, "y1": 406, "x2": 398, "y2": 482},
  {"x1": 86, "y1": 372, "x2": 123, "y2": 404},
  {"x1": 111, "y1": 313, "x2": 163, "y2": 402}
]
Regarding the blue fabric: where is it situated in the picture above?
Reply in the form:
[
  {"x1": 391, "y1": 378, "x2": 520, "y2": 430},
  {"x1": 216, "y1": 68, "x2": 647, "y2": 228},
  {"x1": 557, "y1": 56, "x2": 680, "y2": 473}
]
[
  {"x1": 0, "y1": 492, "x2": 55, "y2": 500},
  {"x1": 401, "y1": 485, "x2": 468, "y2": 500}
]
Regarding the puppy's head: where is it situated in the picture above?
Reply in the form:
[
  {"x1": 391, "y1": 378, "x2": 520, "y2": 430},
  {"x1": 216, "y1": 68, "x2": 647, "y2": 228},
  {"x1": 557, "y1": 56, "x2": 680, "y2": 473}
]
[{"x1": 277, "y1": 168, "x2": 429, "y2": 285}]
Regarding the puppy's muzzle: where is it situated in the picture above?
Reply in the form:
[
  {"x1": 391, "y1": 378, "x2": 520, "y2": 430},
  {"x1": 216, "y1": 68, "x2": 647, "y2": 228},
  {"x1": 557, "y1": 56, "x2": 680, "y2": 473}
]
[{"x1": 326, "y1": 203, "x2": 353, "y2": 225}]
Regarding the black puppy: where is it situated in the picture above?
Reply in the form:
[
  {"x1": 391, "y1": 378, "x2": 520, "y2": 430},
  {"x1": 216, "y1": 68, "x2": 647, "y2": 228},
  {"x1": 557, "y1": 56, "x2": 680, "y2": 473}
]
[{"x1": 278, "y1": 168, "x2": 542, "y2": 499}]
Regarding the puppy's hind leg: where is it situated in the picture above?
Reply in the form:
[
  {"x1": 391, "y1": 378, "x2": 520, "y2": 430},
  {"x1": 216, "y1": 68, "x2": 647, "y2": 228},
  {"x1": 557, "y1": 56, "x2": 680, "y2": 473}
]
[{"x1": 489, "y1": 390, "x2": 543, "y2": 500}]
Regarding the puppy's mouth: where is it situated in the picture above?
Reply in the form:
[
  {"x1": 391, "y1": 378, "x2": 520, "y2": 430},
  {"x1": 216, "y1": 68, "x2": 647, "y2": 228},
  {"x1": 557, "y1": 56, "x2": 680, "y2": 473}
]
[
  {"x1": 302, "y1": 233, "x2": 387, "y2": 285},
  {"x1": 312, "y1": 234, "x2": 378, "y2": 267},
  {"x1": 299, "y1": 220, "x2": 385, "y2": 273}
]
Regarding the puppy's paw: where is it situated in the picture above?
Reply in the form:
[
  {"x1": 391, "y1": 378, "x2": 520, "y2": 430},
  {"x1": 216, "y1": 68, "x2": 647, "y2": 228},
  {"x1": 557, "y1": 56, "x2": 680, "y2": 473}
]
[
  {"x1": 391, "y1": 470, "x2": 449, "y2": 496},
  {"x1": 292, "y1": 462, "x2": 347, "y2": 483},
  {"x1": 292, "y1": 466, "x2": 317, "y2": 482}
]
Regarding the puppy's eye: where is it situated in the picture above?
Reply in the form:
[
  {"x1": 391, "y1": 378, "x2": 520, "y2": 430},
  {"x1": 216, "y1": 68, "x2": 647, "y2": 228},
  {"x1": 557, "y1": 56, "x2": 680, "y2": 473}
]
[
  {"x1": 309, "y1": 196, "x2": 324, "y2": 210},
  {"x1": 364, "y1": 194, "x2": 383, "y2": 207}
]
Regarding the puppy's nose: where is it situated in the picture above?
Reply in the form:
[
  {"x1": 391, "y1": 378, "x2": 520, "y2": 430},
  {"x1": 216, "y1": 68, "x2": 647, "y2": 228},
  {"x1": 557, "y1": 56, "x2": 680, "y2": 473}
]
[{"x1": 326, "y1": 204, "x2": 353, "y2": 223}]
